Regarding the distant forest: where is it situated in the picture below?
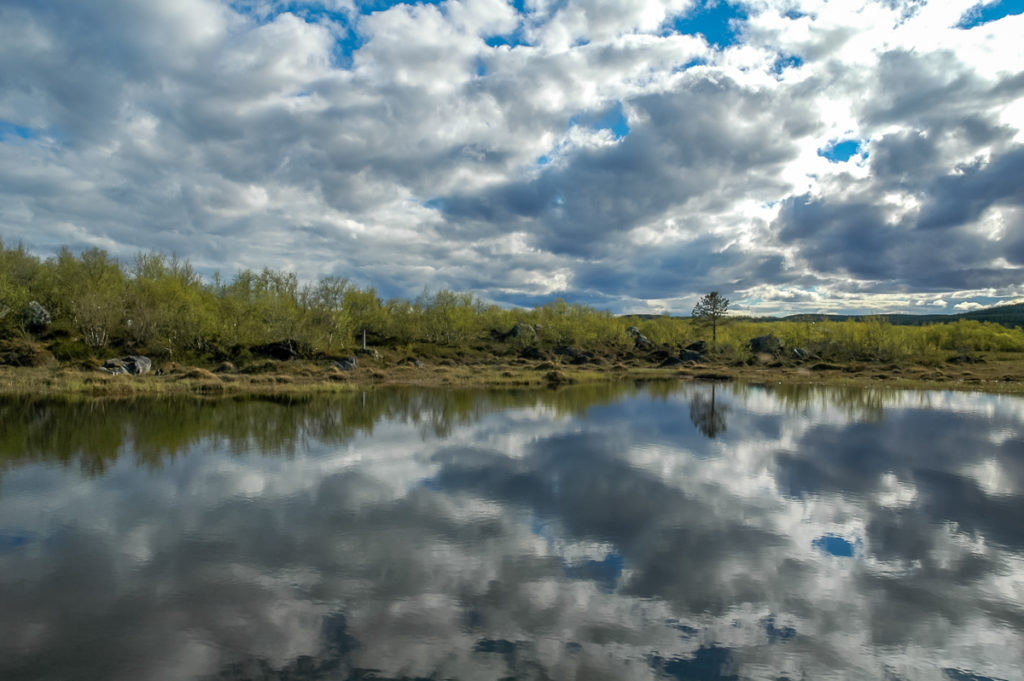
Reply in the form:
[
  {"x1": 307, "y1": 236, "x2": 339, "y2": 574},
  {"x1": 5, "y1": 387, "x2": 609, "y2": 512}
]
[{"x1": 2, "y1": 239, "x2": 1023, "y2": 365}]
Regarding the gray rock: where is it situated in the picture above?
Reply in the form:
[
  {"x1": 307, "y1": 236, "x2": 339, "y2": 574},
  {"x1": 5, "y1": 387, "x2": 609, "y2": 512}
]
[
  {"x1": 791, "y1": 347, "x2": 808, "y2": 361},
  {"x1": 626, "y1": 327, "x2": 654, "y2": 350},
  {"x1": 659, "y1": 357, "x2": 685, "y2": 367},
  {"x1": 26, "y1": 301, "x2": 52, "y2": 330},
  {"x1": 509, "y1": 322, "x2": 536, "y2": 339},
  {"x1": 102, "y1": 355, "x2": 152, "y2": 375},
  {"x1": 680, "y1": 350, "x2": 704, "y2": 362},
  {"x1": 334, "y1": 357, "x2": 358, "y2": 371},
  {"x1": 749, "y1": 335, "x2": 784, "y2": 355}
]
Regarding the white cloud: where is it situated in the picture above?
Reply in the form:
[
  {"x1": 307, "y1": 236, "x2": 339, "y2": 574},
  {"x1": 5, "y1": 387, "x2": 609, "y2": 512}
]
[{"x1": 0, "y1": 0, "x2": 1022, "y2": 313}]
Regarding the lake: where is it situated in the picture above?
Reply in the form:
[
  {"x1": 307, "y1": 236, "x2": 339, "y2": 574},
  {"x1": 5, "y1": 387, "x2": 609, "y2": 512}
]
[{"x1": 0, "y1": 383, "x2": 1022, "y2": 681}]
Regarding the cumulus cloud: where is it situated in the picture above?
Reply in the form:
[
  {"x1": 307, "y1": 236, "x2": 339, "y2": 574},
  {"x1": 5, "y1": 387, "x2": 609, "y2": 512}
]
[{"x1": 1, "y1": 0, "x2": 1022, "y2": 312}]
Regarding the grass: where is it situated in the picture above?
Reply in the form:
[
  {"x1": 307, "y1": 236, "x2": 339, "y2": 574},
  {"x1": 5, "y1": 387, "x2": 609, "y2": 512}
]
[{"x1": 2, "y1": 351, "x2": 1024, "y2": 397}]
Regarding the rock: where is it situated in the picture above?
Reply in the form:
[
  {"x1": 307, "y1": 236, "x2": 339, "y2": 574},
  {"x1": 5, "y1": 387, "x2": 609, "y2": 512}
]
[
  {"x1": 625, "y1": 326, "x2": 654, "y2": 350},
  {"x1": 680, "y1": 350, "x2": 704, "y2": 362},
  {"x1": 659, "y1": 357, "x2": 685, "y2": 368},
  {"x1": 791, "y1": 347, "x2": 808, "y2": 361},
  {"x1": 334, "y1": 357, "x2": 358, "y2": 371},
  {"x1": 749, "y1": 335, "x2": 783, "y2": 355},
  {"x1": 26, "y1": 301, "x2": 52, "y2": 330},
  {"x1": 519, "y1": 346, "x2": 546, "y2": 360},
  {"x1": 685, "y1": 340, "x2": 707, "y2": 354},
  {"x1": 649, "y1": 348, "x2": 673, "y2": 362},
  {"x1": 569, "y1": 352, "x2": 597, "y2": 365},
  {"x1": 553, "y1": 345, "x2": 582, "y2": 359},
  {"x1": 509, "y1": 322, "x2": 536, "y2": 340},
  {"x1": 102, "y1": 355, "x2": 152, "y2": 375}
]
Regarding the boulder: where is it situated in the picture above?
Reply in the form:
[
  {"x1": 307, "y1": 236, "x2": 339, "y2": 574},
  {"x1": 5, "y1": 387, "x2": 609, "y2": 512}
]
[
  {"x1": 659, "y1": 357, "x2": 685, "y2": 368},
  {"x1": 791, "y1": 347, "x2": 808, "y2": 361},
  {"x1": 680, "y1": 350, "x2": 704, "y2": 362},
  {"x1": 749, "y1": 335, "x2": 783, "y2": 355},
  {"x1": 102, "y1": 355, "x2": 152, "y2": 375},
  {"x1": 625, "y1": 326, "x2": 654, "y2": 350},
  {"x1": 509, "y1": 322, "x2": 536, "y2": 340},
  {"x1": 553, "y1": 345, "x2": 582, "y2": 359},
  {"x1": 26, "y1": 301, "x2": 52, "y2": 330},
  {"x1": 334, "y1": 357, "x2": 358, "y2": 371},
  {"x1": 685, "y1": 340, "x2": 707, "y2": 354},
  {"x1": 519, "y1": 346, "x2": 546, "y2": 360}
]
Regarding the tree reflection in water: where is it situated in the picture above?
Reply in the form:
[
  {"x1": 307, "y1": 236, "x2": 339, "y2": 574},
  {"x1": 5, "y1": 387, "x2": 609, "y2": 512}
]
[{"x1": 689, "y1": 383, "x2": 727, "y2": 438}]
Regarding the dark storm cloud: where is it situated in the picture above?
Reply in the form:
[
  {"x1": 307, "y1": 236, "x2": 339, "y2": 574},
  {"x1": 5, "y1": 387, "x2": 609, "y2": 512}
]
[
  {"x1": 438, "y1": 74, "x2": 809, "y2": 257},
  {"x1": 776, "y1": 141, "x2": 1024, "y2": 289}
]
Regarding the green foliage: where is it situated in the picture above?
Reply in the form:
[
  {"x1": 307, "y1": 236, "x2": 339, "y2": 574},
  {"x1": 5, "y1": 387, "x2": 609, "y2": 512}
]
[{"x1": 2, "y1": 241, "x2": 1024, "y2": 365}]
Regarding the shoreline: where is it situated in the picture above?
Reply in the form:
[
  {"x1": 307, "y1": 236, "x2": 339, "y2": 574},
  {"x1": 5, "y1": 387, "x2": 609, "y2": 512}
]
[{"x1": 3, "y1": 356, "x2": 1024, "y2": 398}]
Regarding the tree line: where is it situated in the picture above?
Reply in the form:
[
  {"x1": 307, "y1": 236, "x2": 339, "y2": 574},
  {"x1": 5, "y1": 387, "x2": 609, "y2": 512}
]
[{"x1": 2, "y1": 240, "x2": 1023, "y2": 364}]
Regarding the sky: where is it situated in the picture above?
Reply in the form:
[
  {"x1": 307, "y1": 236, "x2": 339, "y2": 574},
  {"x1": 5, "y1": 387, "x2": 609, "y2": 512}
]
[{"x1": 1, "y1": 0, "x2": 1023, "y2": 316}]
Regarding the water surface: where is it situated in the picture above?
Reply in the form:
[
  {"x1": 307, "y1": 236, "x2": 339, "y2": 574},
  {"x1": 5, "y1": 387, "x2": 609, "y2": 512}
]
[{"x1": 0, "y1": 383, "x2": 1022, "y2": 680}]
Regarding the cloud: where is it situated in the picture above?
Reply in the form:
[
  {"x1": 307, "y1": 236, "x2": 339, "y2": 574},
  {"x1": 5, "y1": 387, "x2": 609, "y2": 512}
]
[{"x1": 1, "y1": 0, "x2": 1023, "y2": 313}]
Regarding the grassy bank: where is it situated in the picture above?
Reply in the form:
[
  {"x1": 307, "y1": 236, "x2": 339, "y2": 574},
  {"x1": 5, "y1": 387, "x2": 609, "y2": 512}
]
[{"x1": 3, "y1": 351, "x2": 1024, "y2": 398}]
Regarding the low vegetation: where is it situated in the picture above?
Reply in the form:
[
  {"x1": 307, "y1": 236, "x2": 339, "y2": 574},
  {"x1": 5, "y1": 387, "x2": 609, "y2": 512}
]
[{"x1": 2, "y1": 240, "x2": 1024, "y2": 395}]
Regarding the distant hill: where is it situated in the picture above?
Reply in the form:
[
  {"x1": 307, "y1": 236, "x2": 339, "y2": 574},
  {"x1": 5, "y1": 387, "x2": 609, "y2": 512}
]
[
  {"x1": 780, "y1": 303, "x2": 1024, "y2": 328},
  {"x1": 626, "y1": 303, "x2": 1024, "y2": 328}
]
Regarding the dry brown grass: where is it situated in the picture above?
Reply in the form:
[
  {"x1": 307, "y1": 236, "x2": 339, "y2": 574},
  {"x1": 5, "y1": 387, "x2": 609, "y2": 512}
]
[{"x1": 1, "y1": 353, "x2": 1024, "y2": 398}]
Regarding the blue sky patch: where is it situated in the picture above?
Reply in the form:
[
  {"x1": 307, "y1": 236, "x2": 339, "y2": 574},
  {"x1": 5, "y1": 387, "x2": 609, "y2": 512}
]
[
  {"x1": 957, "y1": 0, "x2": 1024, "y2": 28},
  {"x1": 566, "y1": 102, "x2": 630, "y2": 140},
  {"x1": 563, "y1": 552, "x2": 624, "y2": 590},
  {"x1": 591, "y1": 102, "x2": 630, "y2": 140},
  {"x1": 673, "y1": 57, "x2": 707, "y2": 73},
  {"x1": 485, "y1": 29, "x2": 530, "y2": 48},
  {"x1": 773, "y1": 54, "x2": 803, "y2": 74},
  {"x1": 0, "y1": 531, "x2": 34, "y2": 551},
  {"x1": 671, "y1": 0, "x2": 749, "y2": 49},
  {"x1": 0, "y1": 121, "x2": 37, "y2": 142},
  {"x1": 573, "y1": 102, "x2": 626, "y2": 139},
  {"x1": 812, "y1": 534, "x2": 855, "y2": 557},
  {"x1": 818, "y1": 139, "x2": 863, "y2": 162}
]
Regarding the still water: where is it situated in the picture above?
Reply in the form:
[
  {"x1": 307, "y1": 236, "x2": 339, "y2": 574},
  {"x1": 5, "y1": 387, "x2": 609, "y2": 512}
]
[{"x1": 0, "y1": 383, "x2": 1022, "y2": 681}]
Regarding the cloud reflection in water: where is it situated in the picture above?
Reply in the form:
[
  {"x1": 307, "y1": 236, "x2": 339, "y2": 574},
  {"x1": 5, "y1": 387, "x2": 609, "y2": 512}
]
[{"x1": 0, "y1": 384, "x2": 1021, "y2": 680}]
